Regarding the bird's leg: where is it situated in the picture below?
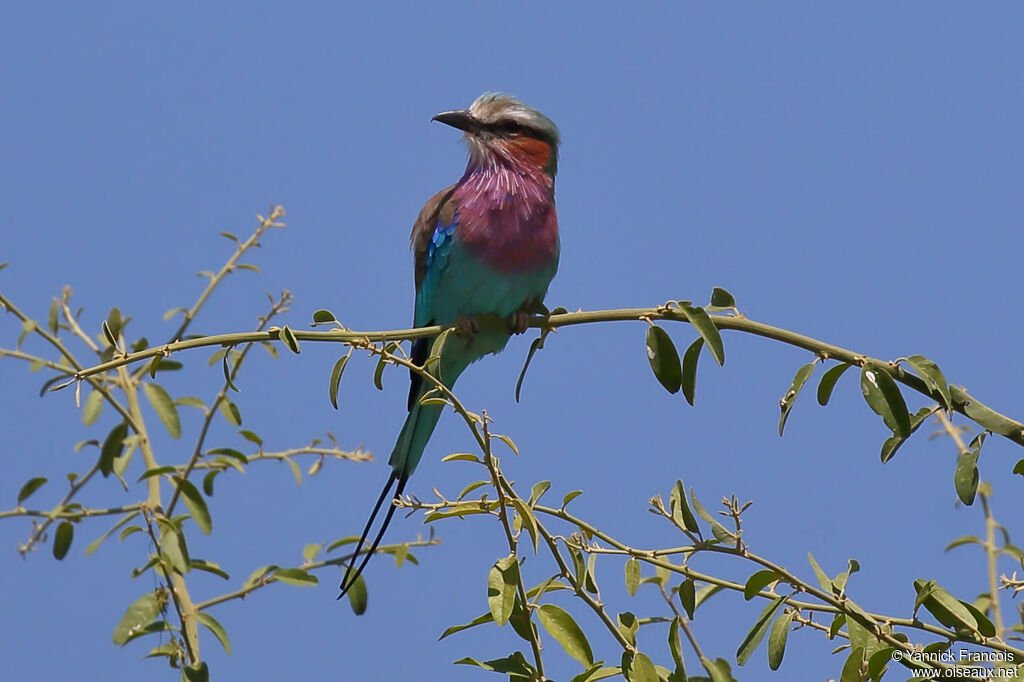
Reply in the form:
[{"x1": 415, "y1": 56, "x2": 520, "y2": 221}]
[
  {"x1": 454, "y1": 315, "x2": 480, "y2": 339},
  {"x1": 508, "y1": 310, "x2": 533, "y2": 335}
]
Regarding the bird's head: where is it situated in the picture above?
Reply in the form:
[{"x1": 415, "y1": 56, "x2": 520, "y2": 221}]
[{"x1": 433, "y1": 93, "x2": 560, "y2": 176}]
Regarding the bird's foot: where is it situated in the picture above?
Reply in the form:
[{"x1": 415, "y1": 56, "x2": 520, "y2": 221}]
[
  {"x1": 508, "y1": 310, "x2": 532, "y2": 335},
  {"x1": 454, "y1": 315, "x2": 480, "y2": 339}
]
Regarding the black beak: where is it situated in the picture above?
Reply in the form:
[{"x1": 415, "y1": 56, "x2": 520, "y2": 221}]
[{"x1": 431, "y1": 109, "x2": 478, "y2": 133}]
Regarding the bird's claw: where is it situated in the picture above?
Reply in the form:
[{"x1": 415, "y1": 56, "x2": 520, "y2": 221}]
[
  {"x1": 455, "y1": 315, "x2": 480, "y2": 339},
  {"x1": 509, "y1": 311, "x2": 532, "y2": 335}
]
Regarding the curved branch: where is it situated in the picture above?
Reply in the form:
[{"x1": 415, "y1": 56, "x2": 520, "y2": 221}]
[{"x1": 64, "y1": 306, "x2": 1024, "y2": 448}]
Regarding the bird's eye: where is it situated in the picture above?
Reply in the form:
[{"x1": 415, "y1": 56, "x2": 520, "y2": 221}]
[{"x1": 497, "y1": 120, "x2": 524, "y2": 135}]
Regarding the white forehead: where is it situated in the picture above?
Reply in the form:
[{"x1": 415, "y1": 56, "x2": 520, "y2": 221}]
[{"x1": 468, "y1": 93, "x2": 560, "y2": 141}]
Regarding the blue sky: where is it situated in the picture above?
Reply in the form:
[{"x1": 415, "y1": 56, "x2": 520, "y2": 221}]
[{"x1": 2, "y1": 4, "x2": 1023, "y2": 681}]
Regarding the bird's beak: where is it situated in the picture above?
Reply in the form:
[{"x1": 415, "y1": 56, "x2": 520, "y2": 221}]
[{"x1": 432, "y1": 109, "x2": 479, "y2": 133}]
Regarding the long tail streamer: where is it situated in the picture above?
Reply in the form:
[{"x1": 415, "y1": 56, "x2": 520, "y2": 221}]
[{"x1": 338, "y1": 471, "x2": 408, "y2": 599}]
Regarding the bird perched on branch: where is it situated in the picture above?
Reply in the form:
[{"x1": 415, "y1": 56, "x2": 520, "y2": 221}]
[{"x1": 339, "y1": 93, "x2": 561, "y2": 600}]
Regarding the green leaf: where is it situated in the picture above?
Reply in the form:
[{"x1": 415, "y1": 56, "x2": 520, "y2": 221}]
[
  {"x1": 99, "y1": 421, "x2": 129, "y2": 477},
  {"x1": 572, "y1": 664, "x2": 621, "y2": 682},
  {"x1": 670, "y1": 480, "x2": 700, "y2": 533},
  {"x1": 817, "y1": 362, "x2": 851, "y2": 406},
  {"x1": 625, "y1": 557, "x2": 640, "y2": 596},
  {"x1": 645, "y1": 325, "x2": 681, "y2": 393},
  {"x1": 950, "y1": 385, "x2": 1022, "y2": 437},
  {"x1": 779, "y1": 362, "x2": 815, "y2": 436},
  {"x1": 828, "y1": 614, "x2": 845, "y2": 639},
  {"x1": 906, "y1": 355, "x2": 952, "y2": 411},
  {"x1": 668, "y1": 617, "x2": 687, "y2": 679},
  {"x1": 860, "y1": 363, "x2": 911, "y2": 437},
  {"x1": 53, "y1": 520, "x2": 74, "y2": 560},
  {"x1": 879, "y1": 406, "x2": 934, "y2": 463},
  {"x1": 143, "y1": 640, "x2": 179, "y2": 660},
  {"x1": 175, "y1": 396, "x2": 206, "y2": 410},
  {"x1": 207, "y1": 447, "x2": 248, "y2": 463},
  {"x1": 220, "y1": 352, "x2": 239, "y2": 391},
  {"x1": 47, "y1": 299, "x2": 59, "y2": 334},
  {"x1": 703, "y1": 657, "x2": 736, "y2": 682},
  {"x1": 101, "y1": 321, "x2": 118, "y2": 348},
  {"x1": 190, "y1": 558, "x2": 229, "y2": 580},
  {"x1": 913, "y1": 578, "x2": 979, "y2": 632},
  {"x1": 239, "y1": 429, "x2": 263, "y2": 447},
  {"x1": 510, "y1": 497, "x2": 539, "y2": 553},
  {"x1": 328, "y1": 350, "x2": 352, "y2": 410},
  {"x1": 680, "y1": 303, "x2": 725, "y2": 366},
  {"x1": 195, "y1": 612, "x2": 231, "y2": 654},
  {"x1": 112, "y1": 591, "x2": 162, "y2": 646},
  {"x1": 538, "y1": 604, "x2": 594, "y2": 666},
  {"x1": 82, "y1": 389, "x2": 103, "y2": 426},
  {"x1": 208, "y1": 348, "x2": 228, "y2": 368},
  {"x1": 160, "y1": 526, "x2": 190, "y2": 574},
  {"x1": 708, "y1": 287, "x2": 736, "y2": 310},
  {"x1": 182, "y1": 662, "x2": 209, "y2": 682},
  {"x1": 562, "y1": 490, "x2": 583, "y2": 508},
  {"x1": 839, "y1": 646, "x2": 864, "y2": 682},
  {"x1": 960, "y1": 600, "x2": 996, "y2": 637},
  {"x1": 515, "y1": 333, "x2": 545, "y2": 402},
  {"x1": 736, "y1": 596, "x2": 787, "y2": 665},
  {"x1": 807, "y1": 553, "x2": 833, "y2": 594},
  {"x1": 312, "y1": 309, "x2": 336, "y2": 324},
  {"x1": 528, "y1": 480, "x2": 551, "y2": 507},
  {"x1": 287, "y1": 457, "x2": 302, "y2": 486},
  {"x1": 143, "y1": 382, "x2": 181, "y2": 439},
  {"x1": 617, "y1": 611, "x2": 638, "y2": 647},
  {"x1": 945, "y1": 535, "x2": 982, "y2": 552},
  {"x1": 690, "y1": 489, "x2": 734, "y2": 542},
  {"x1": 455, "y1": 652, "x2": 536, "y2": 677},
  {"x1": 866, "y1": 647, "x2": 895, "y2": 680},
  {"x1": 218, "y1": 400, "x2": 242, "y2": 426},
  {"x1": 425, "y1": 329, "x2": 452, "y2": 376},
  {"x1": 494, "y1": 433, "x2": 519, "y2": 455},
  {"x1": 672, "y1": 579, "x2": 694, "y2": 621},
  {"x1": 273, "y1": 567, "x2": 318, "y2": 586},
  {"x1": 279, "y1": 325, "x2": 300, "y2": 353},
  {"x1": 137, "y1": 466, "x2": 177, "y2": 481},
  {"x1": 108, "y1": 307, "x2": 124, "y2": 338},
  {"x1": 302, "y1": 543, "x2": 322, "y2": 563},
  {"x1": 626, "y1": 652, "x2": 658, "y2": 682},
  {"x1": 175, "y1": 478, "x2": 213, "y2": 534},
  {"x1": 439, "y1": 612, "x2": 495, "y2": 640},
  {"x1": 488, "y1": 555, "x2": 519, "y2": 626},
  {"x1": 743, "y1": 569, "x2": 781, "y2": 600},
  {"x1": 342, "y1": 569, "x2": 367, "y2": 615},
  {"x1": 768, "y1": 610, "x2": 793, "y2": 670},
  {"x1": 440, "y1": 452, "x2": 481, "y2": 464},
  {"x1": 681, "y1": 337, "x2": 703, "y2": 406},
  {"x1": 373, "y1": 342, "x2": 398, "y2": 390},
  {"x1": 954, "y1": 448, "x2": 980, "y2": 505},
  {"x1": 17, "y1": 477, "x2": 47, "y2": 505}
]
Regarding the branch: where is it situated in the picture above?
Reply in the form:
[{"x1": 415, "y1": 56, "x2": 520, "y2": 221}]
[
  {"x1": 193, "y1": 537, "x2": 439, "y2": 611},
  {"x1": 62, "y1": 307, "x2": 1024, "y2": 449}
]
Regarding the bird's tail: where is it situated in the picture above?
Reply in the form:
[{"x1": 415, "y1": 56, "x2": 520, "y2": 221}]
[
  {"x1": 338, "y1": 333, "x2": 506, "y2": 600},
  {"x1": 337, "y1": 470, "x2": 407, "y2": 601},
  {"x1": 336, "y1": 383, "x2": 444, "y2": 600}
]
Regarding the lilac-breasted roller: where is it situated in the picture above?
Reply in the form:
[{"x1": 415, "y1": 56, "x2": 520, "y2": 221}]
[{"x1": 339, "y1": 94, "x2": 560, "y2": 599}]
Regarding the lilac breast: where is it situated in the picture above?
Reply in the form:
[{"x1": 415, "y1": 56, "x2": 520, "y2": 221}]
[{"x1": 452, "y1": 162, "x2": 559, "y2": 273}]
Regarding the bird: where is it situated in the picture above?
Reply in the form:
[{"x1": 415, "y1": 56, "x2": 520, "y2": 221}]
[{"x1": 338, "y1": 93, "x2": 561, "y2": 600}]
